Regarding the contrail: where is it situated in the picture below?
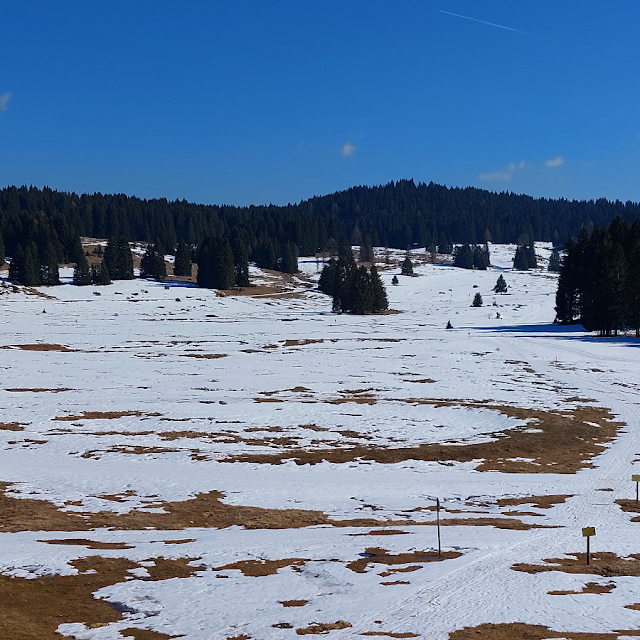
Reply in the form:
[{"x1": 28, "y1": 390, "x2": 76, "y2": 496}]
[{"x1": 439, "y1": 9, "x2": 534, "y2": 36}]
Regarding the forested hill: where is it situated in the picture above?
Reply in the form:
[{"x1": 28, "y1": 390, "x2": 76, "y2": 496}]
[{"x1": 2, "y1": 180, "x2": 640, "y2": 261}]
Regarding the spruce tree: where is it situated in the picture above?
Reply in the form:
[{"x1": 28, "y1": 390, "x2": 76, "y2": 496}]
[
  {"x1": 493, "y1": 274, "x2": 508, "y2": 293},
  {"x1": 73, "y1": 248, "x2": 92, "y2": 286},
  {"x1": 472, "y1": 292, "x2": 483, "y2": 307},
  {"x1": 197, "y1": 236, "x2": 235, "y2": 289},
  {"x1": 91, "y1": 260, "x2": 111, "y2": 285},
  {"x1": 359, "y1": 234, "x2": 374, "y2": 263},
  {"x1": 231, "y1": 237, "x2": 250, "y2": 286},
  {"x1": 173, "y1": 240, "x2": 193, "y2": 277},
  {"x1": 140, "y1": 240, "x2": 166, "y2": 280},
  {"x1": 513, "y1": 245, "x2": 529, "y2": 270},
  {"x1": 370, "y1": 266, "x2": 388, "y2": 312},
  {"x1": 401, "y1": 255, "x2": 413, "y2": 275},
  {"x1": 0, "y1": 228, "x2": 5, "y2": 267},
  {"x1": 255, "y1": 238, "x2": 277, "y2": 270},
  {"x1": 105, "y1": 237, "x2": 134, "y2": 280},
  {"x1": 280, "y1": 241, "x2": 299, "y2": 274},
  {"x1": 20, "y1": 242, "x2": 41, "y2": 286},
  {"x1": 392, "y1": 275, "x2": 399, "y2": 285},
  {"x1": 40, "y1": 240, "x2": 60, "y2": 285},
  {"x1": 548, "y1": 247, "x2": 561, "y2": 272},
  {"x1": 454, "y1": 244, "x2": 473, "y2": 269}
]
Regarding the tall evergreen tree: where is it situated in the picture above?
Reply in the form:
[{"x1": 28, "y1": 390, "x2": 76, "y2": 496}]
[
  {"x1": 231, "y1": 237, "x2": 250, "y2": 286},
  {"x1": 279, "y1": 241, "x2": 299, "y2": 274},
  {"x1": 493, "y1": 274, "x2": 508, "y2": 293},
  {"x1": 173, "y1": 240, "x2": 193, "y2": 277},
  {"x1": 40, "y1": 240, "x2": 60, "y2": 285},
  {"x1": 73, "y1": 242, "x2": 92, "y2": 285},
  {"x1": 140, "y1": 240, "x2": 166, "y2": 280},
  {"x1": 401, "y1": 254, "x2": 414, "y2": 275},
  {"x1": 548, "y1": 247, "x2": 561, "y2": 272},
  {"x1": 104, "y1": 237, "x2": 134, "y2": 280},
  {"x1": 0, "y1": 228, "x2": 5, "y2": 267},
  {"x1": 197, "y1": 236, "x2": 235, "y2": 289},
  {"x1": 370, "y1": 266, "x2": 388, "y2": 311},
  {"x1": 454, "y1": 244, "x2": 473, "y2": 269},
  {"x1": 91, "y1": 260, "x2": 111, "y2": 285},
  {"x1": 359, "y1": 234, "x2": 374, "y2": 263}
]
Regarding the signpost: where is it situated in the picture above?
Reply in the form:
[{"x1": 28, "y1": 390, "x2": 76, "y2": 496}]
[
  {"x1": 582, "y1": 527, "x2": 595, "y2": 565},
  {"x1": 633, "y1": 474, "x2": 640, "y2": 503},
  {"x1": 436, "y1": 498, "x2": 441, "y2": 557}
]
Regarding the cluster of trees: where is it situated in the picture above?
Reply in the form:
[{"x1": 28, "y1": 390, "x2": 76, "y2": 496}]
[
  {"x1": 555, "y1": 218, "x2": 640, "y2": 336},
  {"x1": 318, "y1": 256, "x2": 388, "y2": 314},
  {"x1": 4, "y1": 182, "x2": 640, "y2": 273},
  {"x1": 454, "y1": 243, "x2": 490, "y2": 270},
  {"x1": 513, "y1": 240, "x2": 537, "y2": 270}
]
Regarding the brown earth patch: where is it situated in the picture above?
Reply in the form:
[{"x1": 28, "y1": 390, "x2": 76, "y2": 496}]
[
  {"x1": 121, "y1": 629, "x2": 182, "y2": 640},
  {"x1": 213, "y1": 558, "x2": 306, "y2": 577},
  {"x1": 296, "y1": 621, "x2": 352, "y2": 635},
  {"x1": 404, "y1": 379, "x2": 436, "y2": 384},
  {"x1": 362, "y1": 633, "x2": 419, "y2": 638},
  {"x1": 254, "y1": 397, "x2": 285, "y2": 403},
  {"x1": 143, "y1": 557, "x2": 202, "y2": 581},
  {"x1": 282, "y1": 339, "x2": 324, "y2": 347},
  {"x1": 625, "y1": 603, "x2": 640, "y2": 610},
  {"x1": 380, "y1": 581, "x2": 410, "y2": 585},
  {"x1": 4, "y1": 343, "x2": 76, "y2": 352},
  {"x1": 354, "y1": 529, "x2": 409, "y2": 536},
  {"x1": 549, "y1": 581, "x2": 615, "y2": 595},
  {"x1": 54, "y1": 411, "x2": 161, "y2": 421},
  {"x1": 497, "y1": 495, "x2": 572, "y2": 509},
  {"x1": 616, "y1": 499, "x2": 640, "y2": 520},
  {"x1": 81, "y1": 445, "x2": 181, "y2": 458},
  {"x1": 0, "y1": 422, "x2": 25, "y2": 431},
  {"x1": 281, "y1": 600, "x2": 308, "y2": 607},
  {"x1": 163, "y1": 539, "x2": 196, "y2": 545},
  {"x1": 180, "y1": 353, "x2": 227, "y2": 359},
  {"x1": 347, "y1": 548, "x2": 461, "y2": 573},
  {"x1": 223, "y1": 405, "x2": 620, "y2": 474},
  {"x1": 40, "y1": 538, "x2": 133, "y2": 550},
  {"x1": 379, "y1": 565, "x2": 421, "y2": 577},
  {"x1": 6, "y1": 388, "x2": 73, "y2": 393},
  {"x1": 448, "y1": 623, "x2": 640, "y2": 639},
  {"x1": 513, "y1": 552, "x2": 640, "y2": 577}
]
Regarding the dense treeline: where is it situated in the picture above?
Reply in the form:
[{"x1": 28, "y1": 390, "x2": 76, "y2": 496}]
[
  {"x1": 3, "y1": 181, "x2": 640, "y2": 271},
  {"x1": 555, "y1": 218, "x2": 640, "y2": 336}
]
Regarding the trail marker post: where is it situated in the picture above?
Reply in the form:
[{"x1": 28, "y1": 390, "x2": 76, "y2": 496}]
[
  {"x1": 582, "y1": 527, "x2": 595, "y2": 565},
  {"x1": 436, "y1": 498, "x2": 441, "y2": 557},
  {"x1": 633, "y1": 474, "x2": 640, "y2": 503}
]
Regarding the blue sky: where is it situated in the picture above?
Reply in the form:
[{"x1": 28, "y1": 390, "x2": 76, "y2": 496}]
[{"x1": 2, "y1": 1, "x2": 640, "y2": 206}]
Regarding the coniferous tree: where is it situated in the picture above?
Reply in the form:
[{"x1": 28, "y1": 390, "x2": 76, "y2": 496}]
[
  {"x1": 91, "y1": 260, "x2": 111, "y2": 285},
  {"x1": 197, "y1": 236, "x2": 235, "y2": 289},
  {"x1": 493, "y1": 274, "x2": 508, "y2": 293},
  {"x1": 318, "y1": 259, "x2": 337, "y2": 296},
  {"x1": 548, "y1": 248, "x2": 561, "y2": 272},
  {"x1": 454, "y1": 244, "x2": 473, "y2": 269},
  {"x1": 472, "y1": 292, "x2": 483, "y2": 307},
  {"x1": 0, "y1": 228, "x2": 5, "y2": 267},
  {"x1": 40, "y1": 241, "x2": 60, "y2": 286},
  {"x1": 513, "y1": 245, "x2": 529, "y2": 270},
  {"x1": 392, "y1": 275, "x2": 399, "y2": 285},
  {"x1": 73, "y1": 246, "x2": 92, "y2": 286},
  {"x1": 140, "y1": 240, "x2": 166, "y2": 280},
  {"x1": 231, "y1": 237, "x2": 250, "y2": 286},
  {"x1": 255, "y1": 237, "x2": 277, "y2": 270},
  {"x1": 359, "y1": 234, "x2": 374, "y2": 263},
  {"x1": 370, "y1": 266, "x2": 388, "y2": 311},
  {"x1": 104, "y1": 237, "x2": 134, "y2": 280},
  {"x1": 20, "y1": 242, "x2": 41, "y2": 286},
  {"x1": 401, "y1": 255, "x2": 414, "y2": 275},
  {"x1": 8, "y1": 246, "x2": 23, "y2": 283},
  {"x1": 472, "y1": 244, "x2": 490, "y2": 270},
  {"x1": 279, "y1": 241, "x2": 299, "y2": 274},
  {"x1": 173, "y1": 240, "x2": 193, "y2": 277}
]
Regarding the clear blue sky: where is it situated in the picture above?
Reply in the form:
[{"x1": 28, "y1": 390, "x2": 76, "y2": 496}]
[{"x1": 2, "y1": 1, "x2": 640, "y2": 206}]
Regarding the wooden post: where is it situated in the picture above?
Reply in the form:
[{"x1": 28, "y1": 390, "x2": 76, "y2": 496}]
[
  {"x1": 436, "y1": 498, "x2": 441, "y2": 557},
  {"x1": 582, "y1": 527, "x2": 595, "y2": 565},
  {"x1": 633, "y1": 475, "x2": 640, "y2": 503}
]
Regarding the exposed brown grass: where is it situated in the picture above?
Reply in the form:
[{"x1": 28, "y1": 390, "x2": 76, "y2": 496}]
[
  {"x1": 346, "y1": 548, "x2": 461, "y2": 573},
  {"x1": 9, "y1": 343, "x2": 76, "y2": 352},
  {"x1": 121, "y1": 629, "x2": 181, "y2": 640},
  {"x1": 361, "y1": 633, "x2": 419, "y2": 638},
  {"x1": 497, "y1": 495, "x2": 572, "y2": 509},
  {"x1": 213, "y1": 558, "x2": 306, "y2": 577},
  {"x1": 448, "y1": 623, "x2": 640, "y2": 639},
  {"x1": 282, "y1": 339, "x2": 324, "y2": 347},
  {"x1": 40, "y1": 538, "x2": 133, "y2": 550},
  {"x1": 280, "y1": 600, "x2": 308, "y2": 607},
  {"x1": 296, "y1": 621, "x2": 352, "y2": 635},
  {"x1": 549, "y1": 581, "x2": 615, "y2": 595},
  {"x1": 54, "y1": 410, "x2": 161, "y2": 421},
  {"x1": 513, "y1": 552, "x2": 640, "y2": 577},
  {"x1": 223, "y1": 405, "x2": 620, "y2": 474},
  {"x1": 353, "y1": 529, "x2": 409, "y2": 536},
  {"x1": 625, "y1": 603, "x2": 640, "y2": 610},
  {"x1": 380, "y1": 581, "x2": 410, "y2": 585},
  {"x1": 0, "y1": 422, "x2": 25, "y2": 431},
  {"x1": 180, "y1": 353, "x2": 227, "y2": 359},
  {"x1": 615, "y1": 499, "x2": 640, "y2": 521}
]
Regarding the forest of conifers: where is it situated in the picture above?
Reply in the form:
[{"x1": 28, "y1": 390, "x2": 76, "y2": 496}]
[{"x1": 3, "y1": 180, "x2": 640, "y2": 266}]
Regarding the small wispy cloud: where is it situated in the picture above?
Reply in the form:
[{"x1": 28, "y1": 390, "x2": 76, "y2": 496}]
[
  {"x1": 545, "y1": 156, "x2": 564, "y2": 168},
  {"x1": 0, "y1": 93, "x2": 10, "y2": 111},
  {"x1": 479, "y1": 160, "x2": 527, "y2": 181},
  {"x1": 341, "y1": 142, "x2": 356, "y2": 157}
]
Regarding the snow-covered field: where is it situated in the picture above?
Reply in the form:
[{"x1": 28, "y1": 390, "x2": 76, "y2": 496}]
[{"x1": 2, "y1": 244, "x2": 640, "y2": 639}]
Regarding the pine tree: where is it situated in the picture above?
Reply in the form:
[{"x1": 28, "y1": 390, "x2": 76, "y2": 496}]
[
  {"x1": 40, "y1": 240, "x2": 60, "y2": 285},
  {"x1": 548, "y1": 247, "x2": 561, "y2": 272},
  {"x1": 319, "y1": 259, "x2": 337, "y2": 295},
  {"x1": 73, "y1": 247, "x2": 92, "y2": 286},
  {"x1": 0, "y1": 228, "x2": 5, "y2": 267},
  {"x1": 92, "y1": 260, "x2": 111, "y2": 285},
  {"x1": 392, "y1": 275, "x2": 399, "y2": 285},
  {"x1": 493, "y1": 274, "x2": 508, "y2": 293},
  {"x1": 140, "y1": 240, "x2": 166, "y2": 280},
  {"x1": 255, "y1": 237, "x2": 277, "y2": 270},
  {"x1": 401, "y1": 255, "x2": 413, "y2": 275},
  {"x1": 370, "y1": 266, "x2": 388, "y2": 311},
  {"x1": 454, "y1": 244, "x2": 473, "y2": 269},
  {"x1": 279, "y1": 241, "x2": 299, "y2": 274},
  {"x1": 20, "y1": 243, "x2": 41, "y2": 286},
  {"x1": 472, "y1": 292, "x2": 483, "y2": 307},
  {"x1": 472, "y1": 244, "x2": 490, "y2": 269},
  {"x1": 104, "y1": 237, "x2": 134, "y2": 280},
  {"x1": 231, "y1": 238, "x2": 250, "y2": 286},
  {"x1": 359, "y1": 234, "x2": 374, "y2": 263},
  {"x1": 197, "y1": 236, "x2": 235, "y2": 289},
  {"x1": 173, "y1": 240, "x2": 193, "y2": 277},
  {"x1": 513, "y1": 245, "x2": 529, "y2": 270}
]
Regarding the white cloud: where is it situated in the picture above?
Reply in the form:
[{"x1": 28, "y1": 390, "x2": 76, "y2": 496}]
[
  {"x1": 479, "y1": 170, "x2": 512, "y2": 181},
  {"x1": 545, "y1": 156, "x2": 564, "y2": 167},
  {"x1": 479, "y1": 159, "x2": 527, "y2": 182},
  {"x1": 0, "y1": 93, "x2": 10, "y2": 111},
  {"x1": 341, "y1": 142, "x2": 356, "y2": 157}
]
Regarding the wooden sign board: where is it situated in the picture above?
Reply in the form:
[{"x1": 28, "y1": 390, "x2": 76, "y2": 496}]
[
  {"x1": 633, "y1": 475, "x2": 640, "y2": 482},
  {"x1": 582, "y1": 527, "x2": 595, "y2": 537}
]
